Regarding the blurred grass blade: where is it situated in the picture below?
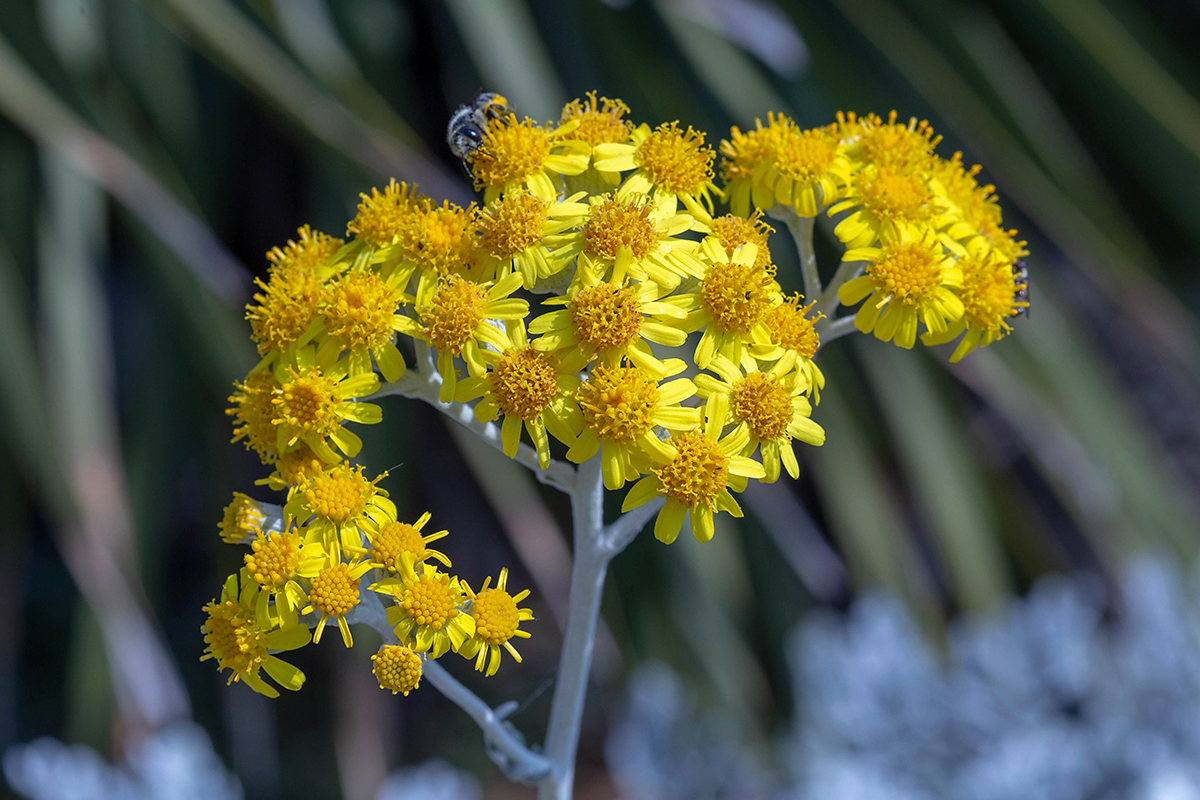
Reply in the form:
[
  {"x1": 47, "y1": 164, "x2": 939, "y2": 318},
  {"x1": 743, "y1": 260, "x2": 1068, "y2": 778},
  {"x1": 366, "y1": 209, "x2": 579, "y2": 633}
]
[
  {"x1": 0, "y1": 32, "x2": 251, "y2": 304},
  {"x1": 444, "y1": 0, "x2": 566, "y2": 121},
  {"x1": 144, "y1": 0, "x2": 469, "y2": 201},
  {"x1": 1029, "y1": 0, "x2": 1200, "y2": 166},
  {"x1": 807, "y1": 381, "x2": 940, "y2": 622},
  {"x1": 857, "y1": 341, "x2": 1010, "y2": 611},
  {"x1": 654, "y1": 0, "x2": 790, "y2": 125}
]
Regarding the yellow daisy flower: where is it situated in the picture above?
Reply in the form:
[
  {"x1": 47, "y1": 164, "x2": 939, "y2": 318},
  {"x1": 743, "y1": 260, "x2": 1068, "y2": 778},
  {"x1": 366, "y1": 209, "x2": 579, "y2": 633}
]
[
  {"x1": 467, "y1": 114, "x2": 590, "y2": 204},
  {"x1": 271, "y1": 356, "x2": 382, "y2": 461},
  {"x1": 758, "y1": 293, "x2": 825, "y2": 402},
  {"x1": 593, "y1": 121, "x2": 718, "y2": 217},
  {"x1": 228, "y1": 368, "x2": 282, "y2": 463},
  {"x1": 284, "y1": 462, "x2": 396, "y2": 551},
  {"x1": 346, "y1": 179, "x2": 426, "y2": 250},
  {"x1": 695, "y1": 355, "x2": 825, "y2": 483},
  {"x1": 370, "y1": 512, "x2": 452, "y2": 572},
  {"x1": 476, "y1": 190, "x2": 588, "y2": 288},
  {"x1": 828, "y1": 162, "x2": 947, "y2": 250},
  {"x1": 201, "y1": 570, "x2": 311, "y2": 698},
  {"x1": 218, "y1": 492, "x2": 269, "y2": 544},
  {"x1": 620, "y1": 395, "x2": 766, "y2": 544},
  {"x1": 256, "y1": 443, "x2": 334, "y2": 494},
  {"x1": 529, "y1": 281, "x2": 689, "y2": 378},
  {"x1": 298, "y1": 540, "x2": 374, "y2": 647},
  {"x1": 837, "y1": 110, "x2": 941, "y2": 171},
  {"x1": 931, "y1": 152, "x2": 1029, "y2": 265},
  {"x1": 670, "y1": 240, "x2": 780, "y2": 370},
  {"x1": 392, "y1": 198, "x2": 483, "y2": 306},
  {"x1": 837, "y1": 225, "x2": 966, "y2": 348},
  {"x1": 554, "y1": 191, "x2": 702, "y2": 290},
  {"x1": 561, "y1": 93, "x2": 634, "y2": 152},
  {"x1": 454, "y1": 321, "x2": 583, "y2": 469},
  {"x1": 921, "y1": 237, "x2": 1028, "y2": 361},
  {"x1": 400, "y1": 272, "x2": 528, "y2": 403},
  {"x1": 244, "y1": 525, "x2": 324, "y2": 616},
  {"x1": 719, "y1": 114, "x2": 787, "y2": 218},
  {"x1": 698, "y1": 211, "x2": 776, "y2": 270},
  {"x1": 314, "y1": 268, "x2": 409, "y2": 382},
  {"x1": 372, "y1": 644, "x2": 424, "y2": 695},
  {"x1": 374, "y1": 560, "x2": 476, "y2": 658},
  {"x1": 459, "y1": 568, "x2": 534, "y2": 677},
  {"x1": 568, "y1": 362, "x2": 701, "y2": 490}
]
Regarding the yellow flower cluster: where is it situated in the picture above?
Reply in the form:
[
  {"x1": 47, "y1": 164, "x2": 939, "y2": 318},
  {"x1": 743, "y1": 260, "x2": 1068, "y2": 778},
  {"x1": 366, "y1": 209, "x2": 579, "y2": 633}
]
[
  {"x1": 721, "y1": 110, "x2": 1029, "y2": 357},
  {"x1": 208, "y1": 95, "x2": 1028, "y2": 698}
]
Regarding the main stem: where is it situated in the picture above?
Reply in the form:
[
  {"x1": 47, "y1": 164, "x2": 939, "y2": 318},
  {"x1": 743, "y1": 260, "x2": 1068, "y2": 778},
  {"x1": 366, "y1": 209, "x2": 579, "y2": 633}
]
[{"x1": 538, "y1": 456, "x2": 608, "y2": 800}]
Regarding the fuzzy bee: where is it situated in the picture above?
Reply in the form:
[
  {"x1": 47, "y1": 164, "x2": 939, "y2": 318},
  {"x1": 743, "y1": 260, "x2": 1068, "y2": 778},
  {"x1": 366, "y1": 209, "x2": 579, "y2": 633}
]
[
  {"x1": 1012, "y1": 258, "x2": 1030, "y2": 317},
  {"x1": 446, "y1": 91, "x2": 512, "y2": 167}
]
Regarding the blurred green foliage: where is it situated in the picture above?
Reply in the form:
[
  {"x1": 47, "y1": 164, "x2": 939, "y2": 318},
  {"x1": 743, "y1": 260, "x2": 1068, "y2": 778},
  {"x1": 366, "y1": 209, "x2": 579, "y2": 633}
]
[{"x1": 3, "y1": 0, "x2": 1200, "y2": 796}]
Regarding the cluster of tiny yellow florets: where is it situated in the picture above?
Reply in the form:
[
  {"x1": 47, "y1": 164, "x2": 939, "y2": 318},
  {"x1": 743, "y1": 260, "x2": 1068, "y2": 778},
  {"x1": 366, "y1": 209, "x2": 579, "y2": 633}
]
[{"x1": 209, "y1": 94, "x2": 1028, "y2": 698}]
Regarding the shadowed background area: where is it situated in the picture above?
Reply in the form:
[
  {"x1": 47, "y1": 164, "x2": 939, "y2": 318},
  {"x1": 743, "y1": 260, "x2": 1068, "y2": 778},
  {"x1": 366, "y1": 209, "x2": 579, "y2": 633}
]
[{"x1": 2, "y1": 0, "x2": 1200, "y2": 797}]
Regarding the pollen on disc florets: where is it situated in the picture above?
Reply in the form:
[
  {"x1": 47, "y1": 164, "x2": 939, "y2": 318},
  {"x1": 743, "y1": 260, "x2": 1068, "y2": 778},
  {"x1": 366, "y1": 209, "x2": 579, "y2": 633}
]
[
  {"x1": 201, "y1": 599, "x2": 267, "y2": 680},
  {"x1": 273, "y1": 445, "x2": 325, "y2": 487},
  {"x1": 302, "y1": 463, "x2": 377, "y2": 523},
  {"x1": 372, "y1": 645, "x2": 422, "y2": 695},
  {"x1": 850, "y1": 111, "x2": 940, "y2": 170},
  {"x1": 765, "y1": 294, "x2": 821, "y2": 358},
  {"x1": 960, "y1": 251, "x2": 1023, "y2": 332},
  {"x1": 348, "y1": 179, "x2": 423, "y2": 249},
  {"x1": 720, "y1": 116, "x2": 784, "y2": 183},
  {"x1": 471, "y1": 588, "x2": 520, "y2": 646},
  {"x1": 467, "y1": 115, "x2": 552, "y2": 190},
  {"x1": 570, "y1": 284, "x2": 643, "y2": 351},
  {"x1": 775, "y1": 125, "x2": 839, "y2": 179},
  {"x1": 401, "y1": 573, "x2": 460, "y2": 629},
  {"x1": 218, "y1": 492, "x2": 266, "y2": 543},
  {"x1": 701, "y1": 259, "x2": 777, "y2": 333},
  {"x1": 266, "y1": 225, "x2": 344, "y2": 280},
  {"x1": 245, "y1": 530, "x2": 302, "y2": 590},
  {"x1": 420, "y1": 275, "x2": 488, "y2": 354},
  {"x1": 478, "y1": 193, "x2": 549, "y2": 259},
  {"x1": 731, "y1": 372, "x2": 793, "y2": 441},
  {"x1": 491, "y1": 348, "x2": 559, "y2": 421},
  {"x1": 371, "y1": 521, "x2": 425, "y2": 572},
  {"x1": 228, "y1": 369, "x2": 280, "y2": 460},
  {"x1": 636, "y1": 121, "x2": 714, "y2": 194},
  {"x1": 709, "y1": 212, "x2": 774, "y2": 269},
  {"x1": 247, "y1": 270, "x2": 327, "y2": 357},
  {"x1": 321, "y1": 270, "x2": 403, "y2": 351},
  {"x1": 871, "y1": 238, "x2": 944, "y2": 301},
  {"x1": 654, "y1": 430, "x2": 729, "y2": 509},
  {"x1": 402, "y1": 200, "x2": 478, "y2": 275},
  {"x1": 561, "y1": 92, "x2": 632, "y2": 147},
  {"x1": 273, "y1": 368, "x2": 341, "y2": 438},
  {"x1": 309, "y1": 563, "x2": 361, "y2": 617},
  {"x1": 859, "y1": 167, "x2": 933, "y2": 221},
  {"x1": 577, "y1": 364, "x2": 660, "y2": 444},
  {"x1": 583, "y1": 195, "x2": 659, "y2": 262}
]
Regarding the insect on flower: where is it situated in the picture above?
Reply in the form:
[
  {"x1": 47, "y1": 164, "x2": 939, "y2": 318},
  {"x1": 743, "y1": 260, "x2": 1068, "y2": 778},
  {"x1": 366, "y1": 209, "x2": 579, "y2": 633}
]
[
  {"x1": 447, "y1": 91, "x2": 513, "y2": 166},
  {"x1": 1012, "y1": 258, "x2": 1030, "y2": 317}
]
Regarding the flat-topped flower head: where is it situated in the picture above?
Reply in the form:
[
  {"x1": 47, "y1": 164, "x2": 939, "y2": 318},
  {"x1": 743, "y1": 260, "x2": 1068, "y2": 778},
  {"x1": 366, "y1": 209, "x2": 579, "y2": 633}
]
[
  {"x1": 922, "y1": 238, "x2": 1028, "y2": 361},
  {"x1": 271, "y1": 358, "x2": 382, "y2": 461},
  {"x1": 568, "y1": 362, "x2": 700, "y2": 489},
  {"x1": 476, "y1": 191, "x2": 586, "y2": 288},
  {"x1": 558, "y1": 192, "x2": 702, "y2": 290},
  {"x1": 409, "y1": 273, "x2": 527, "y2": 403},
  {"x1": 829, "y1": 163, "x2": 945, "y2": 250},
  {"x1": 459, "y1": 569, "x2": 534, "y2": 676},
  {"x1": 561, "y1": 93, "x2": 633, "y2": 149},
  {"x1": 467, "y1": 114, "x2": 590, "y2": 204},
  {"x1": 759, "y1": 293, "x2": 825, "y2": 401},
  {"x1": 838, "y1": 225, "x2": 966, "y2": 348},
  {"x1": 372, "y1": 645, "x2": 423, "y2": 695},
  {"x1": 316, "y1": 269, "x2": 408, "y2": 381},
  {"x1": 285, "y1": 462, "x2": 396, "y2": 551},
  {"x1": 670, "y1": 240, "x2": 779, "y2": 370},
  {"x1": 298, "y1": 541, "x2": 374, "y2": 647},
  {"x1": 201, "y1": 571, "x2": 311, "y2": 698},
  {"x1": 594, "y1": 122, "x2": 718, "y2": 216},
  {"x1": 244, "y1": 526, "x2": 321, "y2": 615},
  {"x1": 838, "y1": 110, "x2": 941, "y2": 171},
  {"x1": 247, "y1": 226, "x2": 343, "y2": 362},
  {"x1": 347, "y1": 179, "x2": 424, "y2": 249},
  {"x1": 376, "y1": 560, "x2": 476, "y2": 658},
  {"x1": 218, "y1": 492, "x2": 267, "y2": 544},
  {"x1": 228, "y1": 368, "x2": 281, "y2": 463},
  {"x1": 455, "y1": 322, "x2": 583, "y2": 469},
  {"x1": 529, "y1": 281, "x2": 689, "y2": 378},
  {"x1": 696, "y1": 356, "x2": 825, "y2": 482},
  {"x1": 371, "y1": 512, "x2": 451, "y2": 572},
  {"x1": 395, "y1": 199, "x2": 482, "y2": 305},
  {"x1": 621, "y1": 395, "x2": 765, "y2": 544}
]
